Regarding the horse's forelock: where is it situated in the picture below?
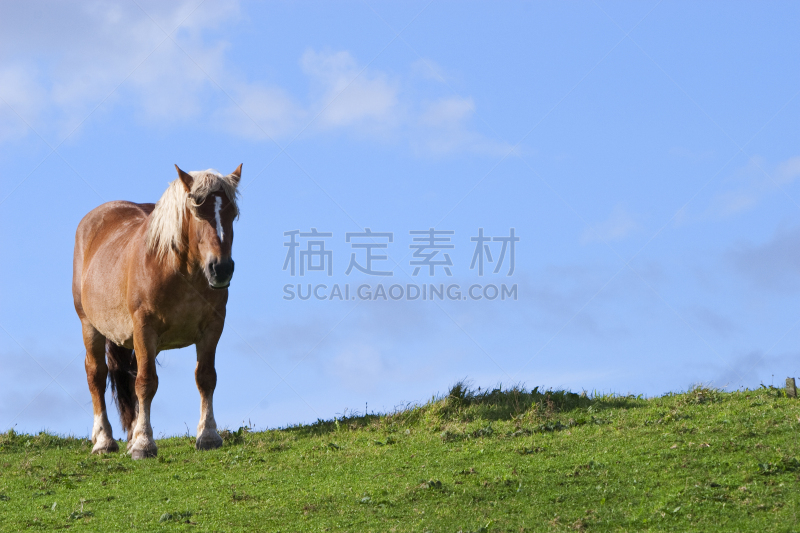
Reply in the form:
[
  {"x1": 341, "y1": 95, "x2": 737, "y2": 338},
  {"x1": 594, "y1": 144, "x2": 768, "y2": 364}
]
[{"x1": 186, "y1": 169, "x2": 240, "y2": 217}]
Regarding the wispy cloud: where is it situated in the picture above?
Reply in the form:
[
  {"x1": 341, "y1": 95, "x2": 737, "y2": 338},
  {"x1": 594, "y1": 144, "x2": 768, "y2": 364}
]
[
  {"x1": 214, "y1": 83, "x2": 305, "y2": 141},
  {"x1": 301, "y1": 49, "x2": 400, "y2": 131},
  {"x1": 727, "y1": 224, "x2": 800, "y2": 292},
  {"x1": 419, "y1": 97, "x2": 475, "y2": 127},
  {"x1": 776, "y1": 156, "x2": 800, "y2": 185},
  {"x1": 709, "y1": 350, "x2": 800, "y2": 390},
  {"x1": 410, "y1": 58, "x2": 450, "y2": 83},
  {"x1": 581, "y1": 204, "x2": 639, "y2": 244},
  {"x1": 707, "y1": 155, "x2": 800, "y2": 218},
  {"x1": 686, "y1": 306, "x2": 737, "y2": 337}
]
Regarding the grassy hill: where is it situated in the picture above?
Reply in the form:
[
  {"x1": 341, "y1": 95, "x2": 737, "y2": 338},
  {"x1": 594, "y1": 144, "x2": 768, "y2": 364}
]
[{"x1": 2, "y1": 383, "x2": 800, "y2": 532}]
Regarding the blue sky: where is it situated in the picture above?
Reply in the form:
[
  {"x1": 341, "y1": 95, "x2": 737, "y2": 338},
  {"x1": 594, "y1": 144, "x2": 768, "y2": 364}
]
[{"x1": 1, "y1": 1, "x2": 799, "y2": 438}]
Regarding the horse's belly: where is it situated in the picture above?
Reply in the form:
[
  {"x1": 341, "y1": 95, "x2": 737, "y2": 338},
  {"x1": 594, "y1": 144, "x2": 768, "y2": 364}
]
[
  {"x1": 97, "y1": 320, "x2": 135, "y2": 348},
  {"x1": 83, "y1": 293, "x2": 135, "y2": 347},
  {"x1": 81, "y1": 261, "x2": 135, "y2": 347}
]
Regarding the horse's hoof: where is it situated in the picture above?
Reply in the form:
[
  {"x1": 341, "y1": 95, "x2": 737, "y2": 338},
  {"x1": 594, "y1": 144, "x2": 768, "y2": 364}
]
[
  {"x1": 131, "y1": 447, "x2": 158, "y2": 460},
  {"x1": 92, "y1": 440, "x2": 119, "y2": 455},
  {"x1": 196, "y1": 433, "x2": 223, "y2": 451},
  {"x1": 130, "y1": 439, "x2": 157, "y2": 459}
]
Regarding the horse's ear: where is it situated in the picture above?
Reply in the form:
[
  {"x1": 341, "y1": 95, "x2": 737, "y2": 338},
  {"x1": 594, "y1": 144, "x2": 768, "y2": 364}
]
[
  {"x1": 230, "y1": 163, "x2": 242, "y2": 186},
  {"x1": 175, "y1": 164, "x2": 193, "y2": 192}
]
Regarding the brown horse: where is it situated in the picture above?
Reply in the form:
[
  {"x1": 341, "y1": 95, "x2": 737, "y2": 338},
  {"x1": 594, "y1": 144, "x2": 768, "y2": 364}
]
[{"x1": 72, "y1": 164, "x2": 242, "y2": 459}]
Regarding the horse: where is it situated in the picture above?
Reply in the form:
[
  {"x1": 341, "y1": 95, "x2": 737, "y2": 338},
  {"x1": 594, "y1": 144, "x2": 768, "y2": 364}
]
[{"x1": 72, "y1": 164, "x2": 242, "y2": 459}]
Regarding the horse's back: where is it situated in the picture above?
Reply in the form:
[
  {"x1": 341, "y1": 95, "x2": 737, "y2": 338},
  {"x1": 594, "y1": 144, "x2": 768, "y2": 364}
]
[
  {"x1": 73, "y1": 201, "x2": 153, "y2": 284},
  {"x1": 76, "y1": 201, "x2": 153, "y2": 239},
  {"x1": 73, "y1": 201, "x2": 154, "y2": 345}
]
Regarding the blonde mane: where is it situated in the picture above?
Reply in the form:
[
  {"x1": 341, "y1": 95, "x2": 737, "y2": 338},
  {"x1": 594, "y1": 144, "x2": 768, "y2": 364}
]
[{"x1": 145, "y1": 169, "x2": 240, "y2": 264}]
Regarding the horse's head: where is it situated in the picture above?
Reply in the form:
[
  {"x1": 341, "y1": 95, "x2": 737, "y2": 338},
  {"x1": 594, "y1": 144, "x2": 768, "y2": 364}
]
[{"x1": 175, "y1": 164, "x2": 242, "y2": 289}]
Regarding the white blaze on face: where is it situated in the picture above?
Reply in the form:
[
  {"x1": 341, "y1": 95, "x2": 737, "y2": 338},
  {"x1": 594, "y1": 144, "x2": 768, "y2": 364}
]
[{"x1": 214, "y1": 195, "x2": 224, "y2": 243}]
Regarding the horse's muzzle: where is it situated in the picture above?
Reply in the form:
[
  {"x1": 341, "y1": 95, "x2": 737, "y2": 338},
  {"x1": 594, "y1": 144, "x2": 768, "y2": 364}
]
[{"x1": 207, "y1": 258, "x2": 234, "y2": 289}]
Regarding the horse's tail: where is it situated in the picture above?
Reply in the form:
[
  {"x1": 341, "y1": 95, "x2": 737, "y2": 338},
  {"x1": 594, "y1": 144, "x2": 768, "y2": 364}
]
[{"x1": 106, "y1": 340, "x2": 138, "y2": 432}]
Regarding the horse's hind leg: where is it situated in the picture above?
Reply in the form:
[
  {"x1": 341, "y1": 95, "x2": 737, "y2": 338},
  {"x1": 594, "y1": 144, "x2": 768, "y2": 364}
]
[
  {"x1": 82, "y1": 321, "x2": 119, "y2": 454},
  {"x1": 194, "y1": 327, "x2": 223, "y2": 451},
  {"x1": 105, "y1": 341, "x2": 138, "y2": 451}
]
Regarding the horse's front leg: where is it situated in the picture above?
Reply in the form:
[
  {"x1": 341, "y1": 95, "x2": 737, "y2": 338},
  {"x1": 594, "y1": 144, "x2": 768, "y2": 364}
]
[
  {"x1": 195, "y1": 326, "x2": 223, "y2": 451},
  {"x1": 129, "y1": 322, "x2": 159, "y2": 459}
]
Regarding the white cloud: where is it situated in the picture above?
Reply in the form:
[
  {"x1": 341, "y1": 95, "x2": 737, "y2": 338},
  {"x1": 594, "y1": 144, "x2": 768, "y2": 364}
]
[
  {"x1": 420, "y1": 97, "x2": 475, "y2": 127},
  {"x1": 0, "y1": 0, "x2": 239, "y2": 143},
  {"x1": 412, "y1": 96, "x2": 512, "y2": 155},
  {"x1": 0, "y1": 3, "x2": 506, "y2": 155},
  {"x1": 581, "y1": 204, "x2": 639, "y2": 244},
  {"x1": 214, "y1": 83, "x2": 305, "y2": 141},
  {"x1": 301, "y1": 49, "x2": 399, "y2": 130}
]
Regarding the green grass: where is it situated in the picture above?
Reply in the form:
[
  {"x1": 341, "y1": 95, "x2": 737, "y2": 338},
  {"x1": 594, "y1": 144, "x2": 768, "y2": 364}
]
[{"x1": 2, "y1": 383, "x2": 800, "y2": 531}]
